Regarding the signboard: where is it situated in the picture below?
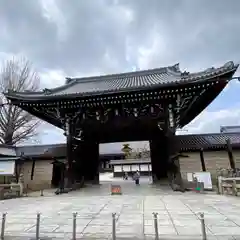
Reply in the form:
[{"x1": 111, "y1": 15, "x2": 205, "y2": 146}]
[
  {"x1": 187, "y1": 172, "x2": 212, "y2": 190},
  {"x1": 111, "y1": 185, "x2": 122, "y2": 195},
  {"x1": 0, "y1": 161, "x2": 15, "y2": 176}
]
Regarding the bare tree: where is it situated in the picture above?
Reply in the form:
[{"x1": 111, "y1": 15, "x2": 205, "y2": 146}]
[{"x1": 0, "y1": 57, "x2": 40, "y2": 145}]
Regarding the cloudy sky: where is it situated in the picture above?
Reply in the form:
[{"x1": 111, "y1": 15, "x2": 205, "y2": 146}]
[{"x1": 1, "y1": 0, "x2": 240, "y2": 153}]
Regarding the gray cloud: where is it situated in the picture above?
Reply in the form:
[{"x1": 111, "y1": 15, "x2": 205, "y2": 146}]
[
  {"x1": 0, "y1": 1, "x2": 58, "y2": 62},
  {"x1": 120, "y1": 0, "x2": 240, "y2": 70},
  {"x1": 0, "y1": 0, "x2": 132, "y2": 75},
  {"x1": 1, "y1": 0, "x2": 240, "y2": 76}
]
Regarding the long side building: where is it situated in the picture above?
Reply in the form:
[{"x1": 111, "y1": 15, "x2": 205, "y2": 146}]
[{"x1": 0, "y1": 132, "x2": 239, "y2": 190}]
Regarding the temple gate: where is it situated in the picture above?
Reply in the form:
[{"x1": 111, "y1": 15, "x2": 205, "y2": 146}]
[{"x1": 4, "y1": 61, "x2": 238, "y2": 191}]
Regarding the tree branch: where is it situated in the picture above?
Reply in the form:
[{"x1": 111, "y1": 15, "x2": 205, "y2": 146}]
[{"x1": 0, "y1": 57, "x2": 40, "y2": 145}]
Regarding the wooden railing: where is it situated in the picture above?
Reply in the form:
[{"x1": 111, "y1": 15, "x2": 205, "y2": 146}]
[{"x1": 218, "y1": 177, "x2": 240, "y2": 196}]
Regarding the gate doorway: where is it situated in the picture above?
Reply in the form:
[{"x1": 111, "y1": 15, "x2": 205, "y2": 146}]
[
  {"x1": 99, "y1": 140, "x2": 168, "y2": 183},
  {"x1": 101, "y1": 141, "x2": 150, "y2": 182}
]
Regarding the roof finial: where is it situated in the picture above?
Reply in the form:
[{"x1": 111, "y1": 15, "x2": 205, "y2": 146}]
[
  {"x1": 173, "y1": 63, "x2": 180, "y2": 72},
  {"x1": 65, "y1": 77, "x2": 73, "y2": 84},
  {"x1": 43, "y1": 88, "x2": 52, "y2": 95},
  {"x1": 224, "y1": 61, "x2": 234, "y2": 68}
]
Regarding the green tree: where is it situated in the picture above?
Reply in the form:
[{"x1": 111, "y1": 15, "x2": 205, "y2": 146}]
[{"x1": 121, "y1": 143, "x2": 132, "y2": 159}]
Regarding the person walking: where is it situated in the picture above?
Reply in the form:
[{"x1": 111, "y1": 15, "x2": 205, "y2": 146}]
[{"x1": 134, "y1": 170, "x2": 140, "y2": 185}]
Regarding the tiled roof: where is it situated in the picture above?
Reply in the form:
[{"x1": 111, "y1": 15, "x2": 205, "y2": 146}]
[
  {"x1": 0, "y1": 157, "x2": 21, "y2": 161},
  {"x1": 15, "y1": 144, "x2": 125, "y2": 158},
  {"x1": 220, "y1": 125, "x2": 240, "y2": 133},
  {"x1": 4, "y1": 61, "x2": 238, "y2": 99},
  {"x1": 110, "y1": 158, "x2": 151, "y2": 165},
  {"x1": 178, "y1": 133, "x2": 240, "y2": 151},
  {"x1": 16, "y1": 143, "x2": 66, "y2": 157},
  {"x1": 0, "y1": 145, "x2": 16, "y2": 156}
]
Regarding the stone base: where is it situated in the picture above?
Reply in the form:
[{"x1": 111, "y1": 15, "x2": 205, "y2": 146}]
[{"x1": 171, "y1": 183, "x2": 185, "y2": 192}]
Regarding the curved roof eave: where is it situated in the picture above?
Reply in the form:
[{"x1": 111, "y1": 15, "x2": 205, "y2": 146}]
[
  {"x1": 4, "y1": 61, "x2": 239, "y2": 101},
  {"x1": 178, "y1": 78, "x2": 230, "y2": 128}
]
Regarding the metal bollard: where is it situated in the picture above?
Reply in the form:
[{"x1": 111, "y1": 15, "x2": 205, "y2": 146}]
[
  {"x1": 199, "y1": 213, "x2": 207, "y2": 240},
  {"x1": 72, "y1": 212, "x2": 77, "y2": 240},
  {"x1": 152, "y1": 212, "x2": 159, "y2": 240},
  {"x1": 36, "y1": 212, "x2": 41, "y2": 240},
  {"x1": 1, "y1": 213, "x2": 6, "y2": 240},
  {"x1": 40, "y1": 189, "x2": 44, "y2": 196},
  {"x1": 112, "y1": 213, "x2": 116, "y2": 240}
]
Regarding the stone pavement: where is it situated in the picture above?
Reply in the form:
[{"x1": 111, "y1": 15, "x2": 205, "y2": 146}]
[{"x1": 0, "y1": 175, "x2": 240, "y2": 239}]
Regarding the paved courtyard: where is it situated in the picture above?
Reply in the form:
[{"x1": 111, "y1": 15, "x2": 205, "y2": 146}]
[{"x1": 1, "y1": 174, "x2": 240, "y2": 239}]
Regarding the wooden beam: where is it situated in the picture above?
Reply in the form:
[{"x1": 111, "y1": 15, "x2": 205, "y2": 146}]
[
  {"x1": 30, "y1": 159, "x2": 36, "y2": 180},
  {"x1": 199, "y1": 148, "x2": 206, "y2": 172},
  {"x1": 226, "y1": 138, "x2": 236, "y2": 171},
  {"x1": 15, "y1": 161, "x2": 19, "y2": 182}
]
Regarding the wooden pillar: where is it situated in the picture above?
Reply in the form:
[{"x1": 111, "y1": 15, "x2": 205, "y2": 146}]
[
  {"x1": 72, "y1": 146, "x2": 83, "y2": 184},
  {"x1": 149, "y1": 139, "x2": 159, "y2": 182},
  {"x1": 15, "y1": 162, "x2": 19, "y2": 183},
  {"x1": 15, "y1": 158, "x2": 24, "y2": 183},
  {"x1": 78, "y1": 140, "x2": 99, "y2": 184},
  {"x1": 226, "y1": 138, "x2": 236, "y2": 171},
  {"x1": 167, "y1": 132, "x2": 184, "y2": 192},
  {"x1": 30, "y1": 158, "x2": 36, "y2": 180},
  {"x1": 88, "y1": 141, "x2": 99, "y2": 184},
  {"x1": 59, "y1": 163, "x2": 66, "y2": 192},
  {"x1": 65, "y1": 118, "x2": 74, "y2": 187},
  {"x1": 149, "y1": 137, "x2": 167, "y2": 182},
  {"x1": 199, "y1": 148, "x2": 206, "y2": 172},
  {"x1": 149, "y1": 132, "x2": 170, "y2": 182}
]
